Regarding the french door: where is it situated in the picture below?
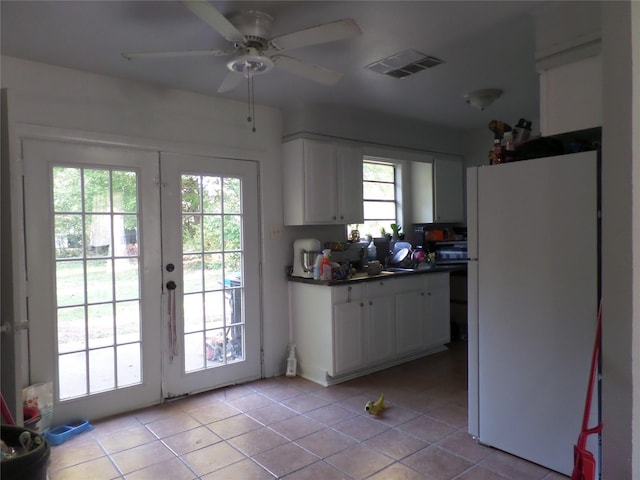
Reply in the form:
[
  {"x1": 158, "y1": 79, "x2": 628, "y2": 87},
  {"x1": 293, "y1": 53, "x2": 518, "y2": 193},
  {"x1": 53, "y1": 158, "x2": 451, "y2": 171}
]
[
  {"x1": 160, "y1": 152, "x2": 260, "y2": 397},
  {"x1": 23, "y1": 139, "x2": 261, "y2": 423}
]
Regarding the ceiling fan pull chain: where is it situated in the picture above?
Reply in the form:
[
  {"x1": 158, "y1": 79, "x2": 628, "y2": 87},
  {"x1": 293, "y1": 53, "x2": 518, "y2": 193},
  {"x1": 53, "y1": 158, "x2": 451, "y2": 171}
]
[
  {"x1": 246, "y1": 73, "x2": 256, "y2": 133},
  {"x1": 250, "y1": 75, "x2": 256, "y2": 133},
  {"x1": 246, "y1": 73, "x2": 252, "y2": 125},
  {"x1": 246, "y1": 69, "x2": 256, "y2": 132}
]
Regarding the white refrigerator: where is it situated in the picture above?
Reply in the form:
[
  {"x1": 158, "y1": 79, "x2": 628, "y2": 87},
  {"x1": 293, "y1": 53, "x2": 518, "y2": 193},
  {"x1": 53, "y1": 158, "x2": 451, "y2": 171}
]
[{"x1": 467, "y1": 151, "x2": 600, "y2": 476}]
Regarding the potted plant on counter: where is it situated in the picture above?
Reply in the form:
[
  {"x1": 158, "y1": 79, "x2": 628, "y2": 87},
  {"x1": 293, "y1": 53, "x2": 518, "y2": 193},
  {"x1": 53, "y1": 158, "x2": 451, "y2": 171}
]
[{"x1": 390, "y1": 223, "x2": 402, "y2": 241}]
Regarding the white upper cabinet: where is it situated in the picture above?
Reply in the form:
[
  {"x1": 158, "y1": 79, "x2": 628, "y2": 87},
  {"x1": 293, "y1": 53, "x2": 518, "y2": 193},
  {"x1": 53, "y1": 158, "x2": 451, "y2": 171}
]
[
  {"x1": 412, "y1": 156, "x2": 464, "y2": 223},
  {"x1": 283, "y1": 138, "x2": 363, "y2": 225},
  {"x1": 434, "y1": 157, "x2": 464, "y2": 223},
  {"x1": 336, "y1": 143, "x2": 364, "y2": 224},
  {"x1": 534, "y1": 1, "x2": 602, "y2": 135},
  {"x1": 411, "y1": 160, "x2": 434, "y2": 223}
]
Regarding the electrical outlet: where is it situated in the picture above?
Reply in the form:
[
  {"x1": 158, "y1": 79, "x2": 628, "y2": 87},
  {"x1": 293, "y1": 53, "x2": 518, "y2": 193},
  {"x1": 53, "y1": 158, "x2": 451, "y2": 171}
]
[{"x1": 270, "y1": 225, "x2": 282, "y2": 239}]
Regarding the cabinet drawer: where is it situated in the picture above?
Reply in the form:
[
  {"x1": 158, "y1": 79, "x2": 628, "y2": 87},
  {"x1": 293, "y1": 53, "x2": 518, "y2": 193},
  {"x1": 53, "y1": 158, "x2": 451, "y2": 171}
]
[
  {"x1": 366, "y1": 278, "x2": 394, "y2": 297},
  {"x1": 332, "y1": 284, "x2": 365, "y2": 303},
  {"x1": 393, "y1": 276, "x2": 423, "y2": 294},
  {"x1": 425, "y1": 272, "x2": 449, "y2": 289}
]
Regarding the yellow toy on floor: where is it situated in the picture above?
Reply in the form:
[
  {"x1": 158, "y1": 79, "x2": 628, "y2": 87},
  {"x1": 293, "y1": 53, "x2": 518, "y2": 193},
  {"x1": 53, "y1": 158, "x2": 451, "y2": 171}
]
[{"x1": 365, "y1": 393, "x2": 385, "y2": 416}]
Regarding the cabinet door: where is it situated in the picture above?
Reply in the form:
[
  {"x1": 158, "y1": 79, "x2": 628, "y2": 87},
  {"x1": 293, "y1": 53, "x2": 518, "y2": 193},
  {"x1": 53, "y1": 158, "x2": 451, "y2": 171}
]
[
  {"x1": 411, "y1": 160, "x2": 434, "y2": 223},
  {"x1": 337, "y1": 144, "x2": 364, "y2": 224},
  {"x1": 427, "y1": 284, "x2": 451, "y2": 346},
  {"x1": 434, "y1": 157, "x2": 464, "y2": 222},
  {"x1": 424, "y1": 276, "x2": 451, "y2": 348},
  {"x1": 304, "y1": 140, "x2": 338, "y2": 223},
  {"x1": 395, "y1": 290, "x2": 425, "y2": 355},
  {"x1": 333, "y1": 301, "x2": 365, "y2": 375},
  {"x1": 366, "y1": 295, "x2": 395, "y2": 365}
]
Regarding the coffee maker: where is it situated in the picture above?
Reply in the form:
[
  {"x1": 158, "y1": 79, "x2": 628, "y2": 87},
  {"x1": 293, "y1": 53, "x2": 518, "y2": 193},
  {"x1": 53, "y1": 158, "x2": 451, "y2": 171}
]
[{"x1": 292, "y1": 238, "x2": 321, "y2": 278}]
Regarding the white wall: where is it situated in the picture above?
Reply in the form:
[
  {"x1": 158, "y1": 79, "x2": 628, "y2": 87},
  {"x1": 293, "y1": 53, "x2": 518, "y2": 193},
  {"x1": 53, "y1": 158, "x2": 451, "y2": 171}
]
[
  {"x1": 0, "y1": 55, "x2": 291, "y2": 386},
  {"x1": 601, "y1": 2, "x2": 639, "y2": 478},
  {"x1": 634, "y1": 3, "x2": 640, "y2": 474},
  {"x1": 283, "y1": 103, "x2": 464, "y2": 155},
  {"x1": 633, "y1": 4, "x2": 640, "y2": 476}
]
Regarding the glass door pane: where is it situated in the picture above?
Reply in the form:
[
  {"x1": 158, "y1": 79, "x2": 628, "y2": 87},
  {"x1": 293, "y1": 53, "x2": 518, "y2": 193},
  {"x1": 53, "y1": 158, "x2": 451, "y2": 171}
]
[
  {"x1": 53, "y1": 167, "x2": 142, "y2": 400},
  {"x1": 181, "y1": 175, "x2": 245, "y2": 372}
]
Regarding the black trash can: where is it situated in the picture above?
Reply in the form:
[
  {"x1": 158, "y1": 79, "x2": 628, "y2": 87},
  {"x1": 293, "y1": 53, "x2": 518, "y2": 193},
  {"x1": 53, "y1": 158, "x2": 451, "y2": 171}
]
[{"x1": 1, "y1": 425, "x2": 50, "y2": 480}]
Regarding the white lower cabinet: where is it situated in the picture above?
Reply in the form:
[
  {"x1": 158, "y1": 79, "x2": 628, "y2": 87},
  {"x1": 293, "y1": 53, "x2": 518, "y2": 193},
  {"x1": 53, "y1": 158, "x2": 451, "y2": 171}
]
[
  {"x1": 333, "y1": 279, "x2": 395, "y2": 375},
  {"x1": 426, "y1": 277, "x2": 451, "y2": 346},
  {"x1": 333, "y1": 300, "x2": 365, "y2": 374},
  {"x1": 290, "y1": 272, "x2": 450, "y2": 386},
  {"x1": 365, "y1": 281, "x2": 395, "y2": 366},
  {"x1": 396, "y1": 273, "x2": 451, "y2": 354},
  {"x1": 396, "y1": 289, "x2": 426, "y2": 355}
]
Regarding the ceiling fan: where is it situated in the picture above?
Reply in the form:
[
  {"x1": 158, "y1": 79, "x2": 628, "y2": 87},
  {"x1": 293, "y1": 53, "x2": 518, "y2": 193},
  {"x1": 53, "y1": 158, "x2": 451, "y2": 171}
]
[{"x1": 122, "y1": 1, "x2": 362, "y2": 93}]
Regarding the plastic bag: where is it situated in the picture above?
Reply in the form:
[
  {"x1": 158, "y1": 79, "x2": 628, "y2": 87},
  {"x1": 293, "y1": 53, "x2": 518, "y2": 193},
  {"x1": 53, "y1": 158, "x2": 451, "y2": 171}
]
[{"x1": 22, "y1": 383, "x2": 53, "y2": 434}]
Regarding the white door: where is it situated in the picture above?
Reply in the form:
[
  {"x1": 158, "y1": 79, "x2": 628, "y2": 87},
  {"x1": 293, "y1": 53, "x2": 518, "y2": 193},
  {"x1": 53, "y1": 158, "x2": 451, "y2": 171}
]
[
  {"x1": 160, "y1": 152, "x2": 261, "y2": 397},
  {"x1": 23, "y1": 139, "x2": 261, "y2": 423}
]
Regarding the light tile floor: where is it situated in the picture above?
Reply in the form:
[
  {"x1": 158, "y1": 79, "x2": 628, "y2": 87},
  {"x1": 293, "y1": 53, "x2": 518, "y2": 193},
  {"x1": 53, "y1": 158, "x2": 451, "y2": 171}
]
[{"x1": 47, "y1": 341, "x2": 569, "y2": 479}]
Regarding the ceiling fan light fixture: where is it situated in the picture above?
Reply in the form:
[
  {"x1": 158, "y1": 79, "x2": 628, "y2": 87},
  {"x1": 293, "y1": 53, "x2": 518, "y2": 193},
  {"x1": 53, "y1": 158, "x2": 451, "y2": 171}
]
[
  {"x1": 464, "y1": 88, "x2": 503, "y2": 110},
  {"x1": 227, "y1": 49, "x2": 274, "y2": 78}
]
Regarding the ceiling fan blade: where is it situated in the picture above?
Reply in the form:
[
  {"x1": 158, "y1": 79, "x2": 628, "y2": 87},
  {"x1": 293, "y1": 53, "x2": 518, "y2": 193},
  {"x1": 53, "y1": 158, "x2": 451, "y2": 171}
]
[
  {"x1": 271, "y1": 55, "x2": 344, "y2": 86},
  {"x1": 270, "y1": 18, "x2": 361, "y2": 51},
  {"x1": 122, "y1": 48, "x2": 228, "y2": 60},
  {"x1": 181, "y1": 1, "x2": 244, "y2": 43},
  {"x1": 217, "y1": 71, "x2": 244, "y2": 93}
]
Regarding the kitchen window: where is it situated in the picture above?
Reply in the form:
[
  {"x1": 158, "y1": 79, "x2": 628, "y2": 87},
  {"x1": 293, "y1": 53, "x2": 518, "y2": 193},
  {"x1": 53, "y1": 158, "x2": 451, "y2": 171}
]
[{"x1": 351, "y1": 158, "x2": 398, "y2": 239}]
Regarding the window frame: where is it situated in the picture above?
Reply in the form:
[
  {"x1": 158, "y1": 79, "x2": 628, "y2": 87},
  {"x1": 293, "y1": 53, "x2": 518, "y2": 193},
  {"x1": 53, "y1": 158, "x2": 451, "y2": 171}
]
[{"x1": 355, "y1": 157, "x2": 401, "y2": 239}]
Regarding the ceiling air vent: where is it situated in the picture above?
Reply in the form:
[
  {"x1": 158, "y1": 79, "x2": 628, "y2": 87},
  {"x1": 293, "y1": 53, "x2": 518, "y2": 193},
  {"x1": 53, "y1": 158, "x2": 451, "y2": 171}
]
[{"x1": 366, "y1": 49, "x2": 444, "y2": 78}]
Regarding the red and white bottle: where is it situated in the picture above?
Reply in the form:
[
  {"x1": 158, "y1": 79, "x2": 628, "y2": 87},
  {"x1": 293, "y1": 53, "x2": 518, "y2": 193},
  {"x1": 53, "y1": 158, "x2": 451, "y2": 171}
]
[{"x1": 320, "y1": 249, "x2": 332, "y2": 280}]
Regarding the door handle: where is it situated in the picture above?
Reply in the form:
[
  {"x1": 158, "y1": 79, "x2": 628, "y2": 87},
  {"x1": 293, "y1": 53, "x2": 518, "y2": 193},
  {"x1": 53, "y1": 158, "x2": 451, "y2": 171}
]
[{"x1": 166, "y1": 281, "x2": 177, "y2": 291}]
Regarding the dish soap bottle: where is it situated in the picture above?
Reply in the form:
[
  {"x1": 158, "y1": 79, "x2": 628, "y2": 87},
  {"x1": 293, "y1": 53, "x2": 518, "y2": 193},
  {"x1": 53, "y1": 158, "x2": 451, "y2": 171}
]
[
  {"x1": 313, "y1": 251, "x2": 323, "y2": 280},
  {"x1": 367, "y1": 236, "x2": 377, "y2": 262},
  {"x1": 320, "y1": 249, "x2": 332, "y2": 280}
]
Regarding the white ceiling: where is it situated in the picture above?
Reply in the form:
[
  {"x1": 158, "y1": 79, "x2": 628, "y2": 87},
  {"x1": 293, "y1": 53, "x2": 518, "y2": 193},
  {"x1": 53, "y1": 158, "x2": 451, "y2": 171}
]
[{"x1": 0, "y1": 1, "x2": 547, "y2": 131}]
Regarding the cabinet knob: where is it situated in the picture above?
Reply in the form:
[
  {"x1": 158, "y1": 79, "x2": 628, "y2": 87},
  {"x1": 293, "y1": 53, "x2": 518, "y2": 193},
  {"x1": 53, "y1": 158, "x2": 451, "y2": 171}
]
[
  {"x1": 421, "y1": 292, "x2": 425, "y2": 296},
  {"x1": 369, "y1": 301, "x2": 373, "y2": 306},
  {"x1": 428, "y1": 292, "x2": 432, "y2": 296},
  {"x1": 332, "y1": 215, "x2": 337, "y2": 220},
  {"x1": 360, "y1": 302, "x2": 364, "y2": 307}
]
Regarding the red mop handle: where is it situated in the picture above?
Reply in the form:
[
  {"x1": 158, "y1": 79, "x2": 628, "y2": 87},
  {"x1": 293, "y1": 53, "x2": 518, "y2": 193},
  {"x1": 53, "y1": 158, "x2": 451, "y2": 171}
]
[
  {"x1": 580, "y1": 300, "x2": 602, "y2": 435},
  {"x1": 1, "y1": 392, "x2": 15, "y2": 425}
]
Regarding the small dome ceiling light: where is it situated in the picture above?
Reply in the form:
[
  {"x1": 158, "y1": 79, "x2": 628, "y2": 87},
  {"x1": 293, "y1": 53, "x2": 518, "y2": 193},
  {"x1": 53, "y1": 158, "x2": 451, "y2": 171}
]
[{"x1": 464, "y1": 88, "x2": 503, "y2": 111}]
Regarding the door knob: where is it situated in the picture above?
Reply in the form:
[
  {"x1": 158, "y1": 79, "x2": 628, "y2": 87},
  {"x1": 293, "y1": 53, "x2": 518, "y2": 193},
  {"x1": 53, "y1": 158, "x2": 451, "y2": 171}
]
[{"x1": 166, "y1": 281, "x2": 177, "y2": 291}]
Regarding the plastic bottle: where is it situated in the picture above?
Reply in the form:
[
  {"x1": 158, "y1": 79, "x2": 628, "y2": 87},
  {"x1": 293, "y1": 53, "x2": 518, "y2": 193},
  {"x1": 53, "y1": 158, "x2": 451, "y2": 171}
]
[
  {"x1": 491, "y1": 138, "x2": 503, "y2": 164},
  {"x1": 313, "y1": 251, "x2": 323, "y2": 280},
  {"x1": 320, "y1": 249, "x2": 332, "y2": 280},
  {"x1": 503, "y1": 132, "x2": 515, "y2": 163},
  {"x1": 367, "y1": 237, "x2": 377, "y2": 262}
]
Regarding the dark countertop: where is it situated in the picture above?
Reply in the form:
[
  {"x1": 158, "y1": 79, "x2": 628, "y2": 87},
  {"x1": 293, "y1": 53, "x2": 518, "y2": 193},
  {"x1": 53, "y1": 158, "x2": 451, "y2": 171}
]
[{"x1": 288, "y1": 264, "x2": 467, "y2": 286}]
